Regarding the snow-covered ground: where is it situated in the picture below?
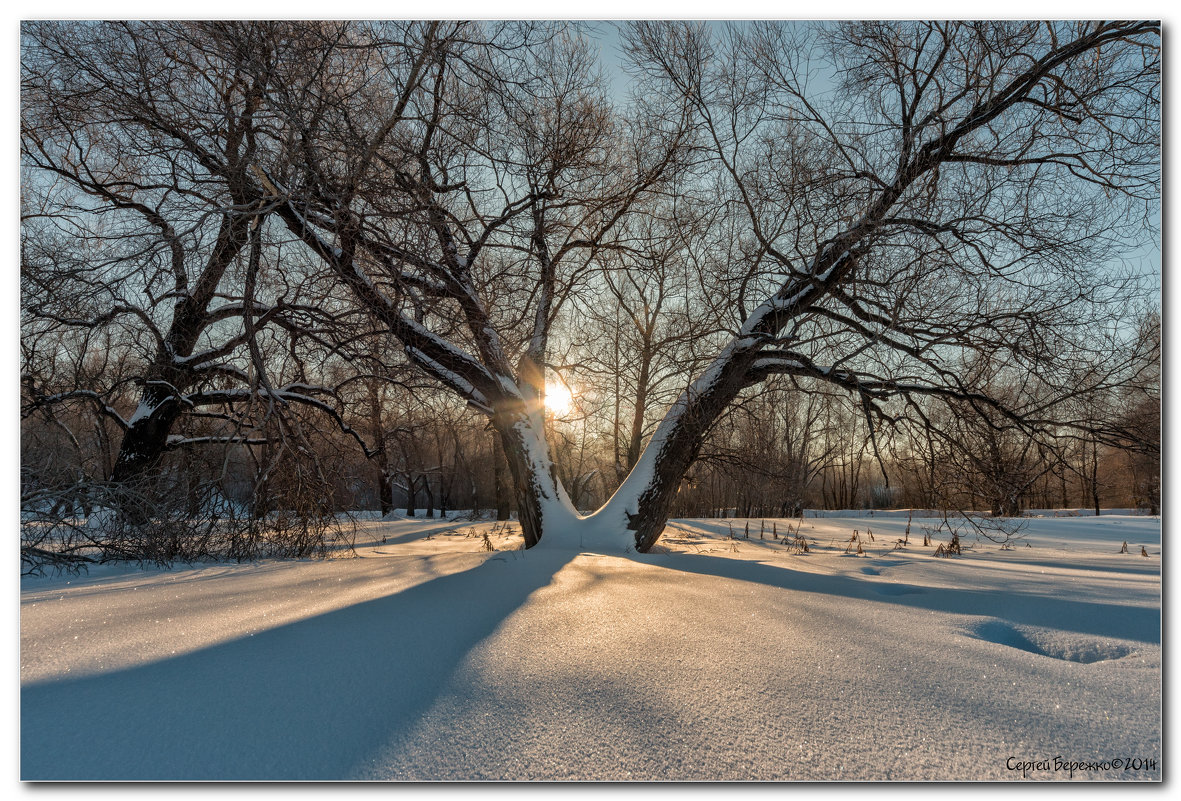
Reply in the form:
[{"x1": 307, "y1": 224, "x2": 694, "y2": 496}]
[{"x1": 20, "y1": 511, "x2": 1161, "y2": 781}]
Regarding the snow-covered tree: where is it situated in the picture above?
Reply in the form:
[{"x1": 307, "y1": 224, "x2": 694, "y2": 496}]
[
  {"x1": 607, "y1": 20, "x2": 1159, "y2": 548},
  {"x1": 21, "y1": 21, "x2": 1160, "y2": 554},
  {"x1": 21, "y1": 23, "x2": 361, "y2": 497}
]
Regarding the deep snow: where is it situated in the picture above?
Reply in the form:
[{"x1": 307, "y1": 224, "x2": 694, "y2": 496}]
[{"x1": 19, "y1": 511, "x2": 1161, "y2": 781}]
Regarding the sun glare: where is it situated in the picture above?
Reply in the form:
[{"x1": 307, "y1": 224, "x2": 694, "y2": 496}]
[{"x1": 544, "y1": 380, "x2": 575, "y2": 417}]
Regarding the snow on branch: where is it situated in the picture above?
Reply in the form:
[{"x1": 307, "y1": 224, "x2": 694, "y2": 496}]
[
  {"x1": 404, "y1": 347, "x2": 494, "y2": 415},
  {"x1": 739, "y1": 246, "x2": 862, "y2": 340},
  {"x1": 272, "y1": 190, "x2": 505, "y2": 404}
]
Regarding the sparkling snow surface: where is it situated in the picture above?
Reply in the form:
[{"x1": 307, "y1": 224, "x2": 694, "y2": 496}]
[{"x1": 20, "y1": 511, "x2": 1160, "y2": 781}]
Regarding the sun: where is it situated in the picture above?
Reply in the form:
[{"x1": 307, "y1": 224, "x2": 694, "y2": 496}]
[{"x1": 544, "y1": 380, "x2": 575, "y2": 417}]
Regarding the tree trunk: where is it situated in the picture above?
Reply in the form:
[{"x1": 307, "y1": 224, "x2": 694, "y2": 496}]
[
  {"x1": 378, "y1": 470, "x2": 393, "y2": 517},
  {"x1": 110, "y1": 391, "x2": 182, "y2": 486},
  {"x1": 625, "y1": 354, "x2": 652, "y2": 472},
  {"x1": 108, "y1": 387, "x2": 187, "y2": 526},
  {"x1": 1090, "y1": 436, "x2": 1101, "y2": 516},
  {"x1": 992, "y1": 494, "x2": 1021, "y2": 517},
  {"x1": 185, "y1": 471, "x2": 201, "y2": 519},
  {"x1": 492, "y1": 411, "x2": 575, "y2": 549},
  {"x1": 109, "y1": 213, "x2": 250, "y2": 498},
  {"x1": 493, "y1": 433, "x2": 511, "y2": 522},
  {"x1": 369, "y1": 382, "x2": 392, "y2": 516},
  {"x1": 404, "y1": 474, "x2": 416, "y2": 517},
  {"x1": 423, "y1": 475, "x2": 435, "y2": 518}
]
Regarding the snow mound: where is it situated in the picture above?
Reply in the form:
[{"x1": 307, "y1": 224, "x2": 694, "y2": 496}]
[{"x1": 967, "y1": 619, "x2": 1137, "y2": 664}]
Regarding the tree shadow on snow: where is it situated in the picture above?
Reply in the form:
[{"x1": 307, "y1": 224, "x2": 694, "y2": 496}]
[
  {"x1": 352, "y1": 517, "x2": 472, "y2": 548},
  {"x1": 648, "y1": 553, "x2": 1160, "y2": 645},
  {"x1": 20, "y1": 548, "x2": 573, "y2": 780}
]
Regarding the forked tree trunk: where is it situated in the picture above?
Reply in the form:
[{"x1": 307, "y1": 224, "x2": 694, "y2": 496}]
[{"x1": 500, "y1": 342, "x2": 760, "y2": 553}]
